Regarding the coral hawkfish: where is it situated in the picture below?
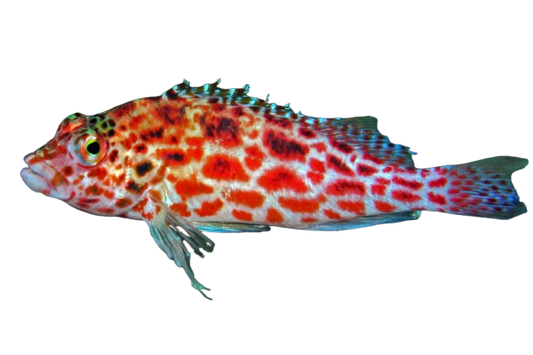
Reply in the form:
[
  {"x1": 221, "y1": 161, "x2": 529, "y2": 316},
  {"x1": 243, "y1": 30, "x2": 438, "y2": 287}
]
[{"x1": 21, "y1": 80, "x2": 528, "y2": 299}]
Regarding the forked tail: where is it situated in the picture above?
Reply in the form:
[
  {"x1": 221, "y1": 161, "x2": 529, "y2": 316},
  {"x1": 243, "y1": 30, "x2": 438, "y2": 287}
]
[{"x1": 427, "y1": 156, "x2": 528, "y2": 219}]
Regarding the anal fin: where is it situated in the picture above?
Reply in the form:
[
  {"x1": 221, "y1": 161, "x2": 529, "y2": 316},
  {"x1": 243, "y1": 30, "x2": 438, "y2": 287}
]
[
  {"x1": 302, "y1": 211, "x2": 421, "y2": 231},
  {"x1": 194, "y1": 221, "x2": 271, "y2": 233}
]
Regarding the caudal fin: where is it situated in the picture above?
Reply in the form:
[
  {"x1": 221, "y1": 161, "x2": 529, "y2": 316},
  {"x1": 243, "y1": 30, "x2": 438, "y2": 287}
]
[{"x1": 438, "y1": 156, "x2": 528, "y2": 219}]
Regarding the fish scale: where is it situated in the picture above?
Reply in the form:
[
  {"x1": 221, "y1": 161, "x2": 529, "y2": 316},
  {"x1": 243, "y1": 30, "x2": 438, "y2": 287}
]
[{"x1": 21, "y1": 80, "x2": 528, "y2": 299}]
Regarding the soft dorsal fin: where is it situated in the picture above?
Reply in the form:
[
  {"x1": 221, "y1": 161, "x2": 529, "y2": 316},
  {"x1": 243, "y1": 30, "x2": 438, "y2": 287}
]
[{"x1": 324, "y1": 116, "x2": 416, "y2": 167}]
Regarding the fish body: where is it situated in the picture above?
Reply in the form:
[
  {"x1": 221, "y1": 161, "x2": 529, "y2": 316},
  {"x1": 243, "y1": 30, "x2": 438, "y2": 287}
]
[{"x1": 21, "y1": 80, "x2": 528, "y2": 298}]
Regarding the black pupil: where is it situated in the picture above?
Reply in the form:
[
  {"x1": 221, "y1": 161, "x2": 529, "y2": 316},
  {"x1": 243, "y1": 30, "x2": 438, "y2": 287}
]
[{"x1": 87, "y1": 141, "x2": 100, "y2": 155}]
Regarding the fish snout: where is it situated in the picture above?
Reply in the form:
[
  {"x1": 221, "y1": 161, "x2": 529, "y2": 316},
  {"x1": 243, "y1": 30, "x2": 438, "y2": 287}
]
[{"x1": 21, "y1": 152, "x2": 73, "y2": 201}]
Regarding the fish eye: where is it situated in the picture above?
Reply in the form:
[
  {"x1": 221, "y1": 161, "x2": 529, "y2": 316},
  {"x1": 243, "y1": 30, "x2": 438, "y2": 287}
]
[{"x1": 70, "y1": 134, "x2": 106, "y2": 166}]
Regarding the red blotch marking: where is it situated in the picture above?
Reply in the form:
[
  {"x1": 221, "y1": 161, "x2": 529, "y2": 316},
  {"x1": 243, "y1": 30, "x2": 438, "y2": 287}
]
[
  {"x1": 213, "y1": 104, "x2": 226, "y2": 112},
  {"x1": 331, "y1": 139, "x2": 354, "y2": 154},
  {"x1": 450, "y1": 197, "x2": 465, "y2": 204},
  {"x1": 201, "y1": 115, "x2": 240, "y2": 147},
  {"x1": 470, "y1": 198, "x2": 482, "y2": 206},
  {"x1": 109, "y1": 149, "x2": 119, "y2": 163},
  {"x1": 62, "y1": 166, "x2": 73, "y2": 177},
  {"x1": 324, "y1": 209, "x2": 341, "y2": 219},
  {"x1": 312, "y1": 142, "x2": 327, "y2": 153},
  {"x1": 263, "y1": 130, "x2": 308, "y2": 162},
  {"x1": 132, "y1": 197, "x2": 153, "y2": 220},
  {"x1": 307, "y1": 171, "x2": 324, "y2": 184},
  {"x1": 195, "y1": 199, "x2": 224, "y2": 217},
  {"x1": 391, "y1": 190, "x2": 421, "y2": 202},
  {"x1": 232, "y1": 106, "x2": 244, "y2": 117},
  {"x1": 371, "y1": 184, "x2": 386, "y2": 196},
  {"x1": 420, "y1": 169, "x2": 431, "y2": 178},
  {"x1": 97, "y1": 208, "x2": 115, "y2": 214},
  {"x1": 158, "y1": 149, "x2": 189, "y2": 167},
  {"x1": 299, "y1": 127, "x2": 316, "y2": 139},
  {"x1": 87, "y1": 167, "x2": 108, "y2": 181},
  {"x1": 265, "y1": 114, "x2": 293, "y2": 130},
  {"x1": 392, "y1": 176, "x2": 423, "y2": 190},
  {"x1": 227, "y1": 190, "x2": 265, "y2": 208},
  {"x1": 375, "y1": 177, "x2": 391, "y2": 185},
  {"x1": 382, "y1": 166, "x2": 392, "y2": 173},
  {"x1": 79, "y1": 198, "x2": 100, "y2": 204},
  {"x1": 202, "y1": 154, "x2": 249, "y2": 181},
  {"x1": 134, "y1": 144, "x2": 147, "y2": 154},
  {"x1": 428, "y1": 177, "x2": 447, "y2": 188},
  {"x1": 327, "y1": 155, "x2": 354, "y2": 176},
  {"x1": 248, "y1": 130, "x2": 259, "y2": 139},
  {"x1": 186, "y1": 137, "x2": 204, "y2": 146},
  {"x1": 363, "y1": 153, "x2": 384, "y2": 165},
  {"x1": 167, "y1": 174, "x2": 176, "y2": 183},
  {"x1": 174, "y1": 176, "x2": 214, "y2": 200},
  {"x1": 111, "y1": 101, "x2": 136, "y2": 122},
  {"x1": 375, "y1": 201, "x2": 397, "y2": 213},
  {"x1": 85, "y1": 183, "x2": 103, "y2": 196},
  {"x1": 266, "y1": 208, "x2": 284, "y2": 223},
  {"x1": 126, "y1": 181, "x2": 146, "y2": 194},
  {"x1": 157, "y1": 103, "x2": 185, "y2": 126},
  {"x1": 309, "y1": 158, "x2": 326, "y2": 173},
  {"x1": 244, "y1": 145, "x2": 264, "y2": 170},
  {"x1": 50, "y1": 171, "x2": 68, "y2": 188},
  {"x1": 326, "y1": 180, "x2": 366, "y2": 196},
  {"x1": 357, "y1": 163, "x2": 378, "y2": 176},
  {"x1": 428, "y1": 192, "x2": 447, "y2": 205},
  {"x1": 258, "y1": 167, "x2": 307, "y2": 193},
  {"x1": 436, "y1": 167, "x2": 448, "y2": 176},
  {"x1": 185, "y1": 137, "x2": 204, "y2": 161},
  {"x1": 301, "y1": 217, "x2": 318, "y2": 223},
  {"x1": 166, "y1": 135, "x2": 180, "y2": 145},
  {"x1": 337, "y1": 201, "x2": 366, "y2": 215},
  {"x1": 279, "y1": 197, "x2": 320, "y2": 213},
  {"x1": 170, "y1": 202, "x2": 191, "y2": 217},
  {"x1": 140, "y1": 127, "x2": 164, "y2": 143},
  {"x1": 116, "y1": 198, "x2": 133, "y2": 208},
  {"x1": 103, "y1": 190, "x2": 114, "y2": 199},
  {"x1": 232, "y1": 209, "x2": 254, "y2": 221}
]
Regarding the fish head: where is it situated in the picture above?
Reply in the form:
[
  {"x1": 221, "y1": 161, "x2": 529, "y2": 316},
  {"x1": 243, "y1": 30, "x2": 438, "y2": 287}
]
[{"x1": 21, "y1": 112, "x2": 139, "y2": 216}]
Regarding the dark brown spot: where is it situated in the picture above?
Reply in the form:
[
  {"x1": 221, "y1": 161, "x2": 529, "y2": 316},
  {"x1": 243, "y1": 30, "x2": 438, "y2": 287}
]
[{"x1": 135, "y1": 162, "x2": 153, "y2": 177}]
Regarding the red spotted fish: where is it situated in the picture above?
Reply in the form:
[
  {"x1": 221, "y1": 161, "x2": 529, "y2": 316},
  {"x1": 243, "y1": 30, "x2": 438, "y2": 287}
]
[{"x1": 21, "y1": 80, "x2": 528, "y2": 299}]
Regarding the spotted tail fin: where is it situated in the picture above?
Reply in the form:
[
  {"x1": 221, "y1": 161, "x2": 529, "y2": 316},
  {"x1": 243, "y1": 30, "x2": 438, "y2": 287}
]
[{"x1": 432, "y1": 156, "x2": 528, "y2": 219}]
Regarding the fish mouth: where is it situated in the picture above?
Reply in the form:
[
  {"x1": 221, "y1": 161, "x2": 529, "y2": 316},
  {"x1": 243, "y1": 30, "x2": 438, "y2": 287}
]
[{"x1": 20, "y1": 153, "x2": 73, "y2": 201}]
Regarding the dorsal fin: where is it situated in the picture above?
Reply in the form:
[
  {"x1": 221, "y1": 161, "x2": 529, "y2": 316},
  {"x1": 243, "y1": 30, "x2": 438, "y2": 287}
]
[
  {"x1": 161, "y1": 75, "x2": 419, "y2": 166},
  {"x1": 325, "y1": 116, "x2": 416, "y2": 167},
  {"x1": 113, "y1": 75, "x2": 419, "y2": 166}
]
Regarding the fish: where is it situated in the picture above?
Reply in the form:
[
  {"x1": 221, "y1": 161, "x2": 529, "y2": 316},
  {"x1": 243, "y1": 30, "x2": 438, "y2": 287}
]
[{"x1": 21, "y1": 79, "x2": 528, "y2": 299}]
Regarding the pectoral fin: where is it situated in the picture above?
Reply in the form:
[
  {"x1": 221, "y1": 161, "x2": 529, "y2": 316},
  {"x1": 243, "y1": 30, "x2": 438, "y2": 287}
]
[{"x1": 148, "y1": 207, "x2": 215, "y2": 299}]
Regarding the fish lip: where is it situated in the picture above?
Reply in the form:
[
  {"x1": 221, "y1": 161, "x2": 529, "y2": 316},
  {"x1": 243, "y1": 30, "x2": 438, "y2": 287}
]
[{"x1": 21, "y1": 153, "x2": 74, "y2": 201}]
